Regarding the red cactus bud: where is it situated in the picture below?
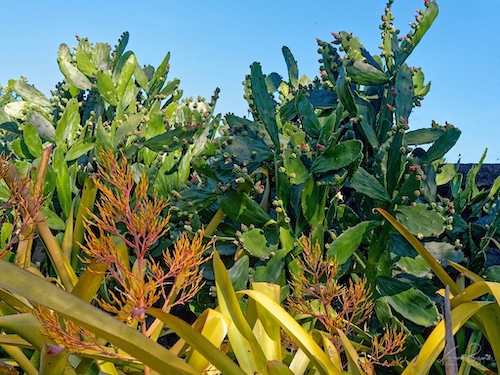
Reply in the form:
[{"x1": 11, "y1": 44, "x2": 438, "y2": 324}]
[
  {"x1": 409, "y1": 165, "x2": 417, "y2": 172},
  {"x1": 386, "y1": 104, "x2": 395, "y2": 111}
]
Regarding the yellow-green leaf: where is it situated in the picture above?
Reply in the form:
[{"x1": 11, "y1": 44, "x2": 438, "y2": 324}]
[
  {"x1": 187, "y1": 309, "x2": 231, "y2": 372},
  {"x1": 402, "y1": 302, "x2": 487, "y2": 375},
  {"x1": 248, "y1": 282, "x2": 282, "y2": 362},
  {"x1": 335, "y1": 328, "x2": 366, "y2": 375},
  {"x1": 71, "y1": 258, "x2": 108, "y2": 303},
  {"x1": 39, "y1": 342, "x2": 72, "y2": 375},
  {"x1": 147, "y1": 308, "x2": 245, "y2": 375},
  {"x1": 241, "y1": 289, "x2": 341, "y2": 375},
  {"x1": 213, "y1": 251, "x2": 269, "y2": 374},
  {"x1": 375, "y1": 208, "x2": 461, "y2": 296},
  {"x1": 0, "y1": 260, "x2": 199, "y2": 375},
  {"x1": 451, "y1": 281, "x2": 500, "y2": 310}
]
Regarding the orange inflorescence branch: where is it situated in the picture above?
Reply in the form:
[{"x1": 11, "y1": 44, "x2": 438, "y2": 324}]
[{"x1": 80, "y1": 150, "x2": 212, "y2": 330}]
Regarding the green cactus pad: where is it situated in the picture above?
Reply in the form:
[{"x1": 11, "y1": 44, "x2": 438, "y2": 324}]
[{"x1": 395, "y1": 204, "x2": 446, "y2": 238}]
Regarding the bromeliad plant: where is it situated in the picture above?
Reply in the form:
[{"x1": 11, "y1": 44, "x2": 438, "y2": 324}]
[{"x1": 0, "y1": 150, "x2": 215, "y2": 374}]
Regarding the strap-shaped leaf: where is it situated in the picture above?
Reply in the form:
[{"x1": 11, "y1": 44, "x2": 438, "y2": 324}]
[{"x1": 0, "y1": 260, "x2": 198, "y2": 375}]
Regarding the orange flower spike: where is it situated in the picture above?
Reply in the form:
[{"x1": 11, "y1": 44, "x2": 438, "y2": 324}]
[
  {"x1": 287, "y1": 235, "x2": 375, "y2": 336},
  {"x1": 162, "y1": 230, "x2": 213, "y2": 307},
  {"x1": 369, "y1": 325, "x2": 409, "y2": 368}
]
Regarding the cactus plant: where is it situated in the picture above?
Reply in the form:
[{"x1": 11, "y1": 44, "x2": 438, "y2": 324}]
[
  {"x1": 0, "y1": 33, "x2": 221, "y2": 271},
  {"x1": 170, "y1": 0, "x2": 469, "y2": 344}
]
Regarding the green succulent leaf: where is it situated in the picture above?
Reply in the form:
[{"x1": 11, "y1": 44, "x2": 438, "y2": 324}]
[
  {"x1": 53, "y1": 146, "x2": 72, "y2": 218},
  {"x1": 406, "y1": 128, "x2": 442, "y2": 145},
  {"x1": 282, "y1": 46, "x2": 299, "y2": 87},
  {"x1": 113, "y1": 32, "x2": 130, "y2": 64},
  {"x1": 9, "y1": 79, "x2": 51, "y2": 107},
  {"x1": 96, "y1": 70, "x2": 118, "y2": 106},
  {"x1": 377, "y1": 276, "x2": 440, "y2": 327},
  {"x1": 311, "y1": 140, "x2": 362, "y2": 175},
  {"x1": 346, "y1": 59, "x2": 389, "y2": 86},
  {"x1": 436, "y1": 164, "x2": 457, "y2": 186},
  {"x1": 55, "y1": 98, "x2": 80, "y2": 149},
  {"x1": 219, "y1": 190, "x2": 275, "y2": 227},
  {"x1": 65, "y1": 138, "x2": 95, "y2": 161},
  {"x1": 327, "y1": 221, "x2": 381, "y2": 265},
  {"x1": 149, "y1": 52, "x2": 171, "y2": 97},
  {"x1": 27, "y1": 111, "x2": 55, "y2": 141},
  {"x1": 301, "y1": 176, "x2": 327, "y2": 226},
  {"x1": 395, "y1": 204, "x2": 445, "y2": 238},
  {"x1": 239, "y1": 227, "x2": 279, "y2": 259},
  {"x1": 413, "y1": 68, "x2": 431, "y2": 98},
  {"x1": 350, "y1": 167, "x2": 391, "y2": 202},
  {"x1": 395, "y1": 63, "x2": 414, "y2": 123},
  {"x1": 228, "y1": 255, "x2": 250, "y2": 291},
  {"x1": 143, "y1": 123, "x2": 199, "y2": 152},
  {"x1": 250, "y1": 62, "x2": 280, "y2": 148},
  {"x1": 75, "y1": 41, "x2": 96, "y2": 76},
  {"x1": 296, "y1": 92, "x2": 321, "y2": 138},
  {"x1": 419, "y1": 127, "x2": 461, "y2": 163},
  {"x1": 396, "y1": 1, "x2": 439, "y2": 66},
  {"x1": 283, "y1": 149, "x2": 308, "y2": 185},
  {"x1": 57, "y1": 44, "x2": 92, "y2": 91},
  {"x1": 424, "y1": 241, "x2": 464, "y2": 264},
  {"x1": 354, "y1": 95, "x2": 379, "y2": 148},
  {"x1": 22, "y1": 123, "x2": 43, "y2": 158},
  {"x1": 113, "y1": 113, "x2": 143, "y2": 147},
  {"x1": 335, "y1": 67, "x2": 356, "y2": 115},
  {"x1": 115, "y1": 52, "x2": 137, "y2": 101},
  {"x1": 134, "y1": 63, "x2": 150, "y2": 92}
]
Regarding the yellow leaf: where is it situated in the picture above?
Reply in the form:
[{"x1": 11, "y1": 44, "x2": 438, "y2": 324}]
[
  {"x1": 0, "y1": 260, "x2": 198, "y2": 375},
  {"x1": 402, "y1": 302, "x2": 487, "y2": 375},
  {"x1": 147, "y1": 308, "x2": 245, "y2": 375},
  {"x1": 241, "y1": 289, "x2": 342, "y2": 375},
  {"x1": 213, "y1": 251, "x2": 269, "y2": 374}
]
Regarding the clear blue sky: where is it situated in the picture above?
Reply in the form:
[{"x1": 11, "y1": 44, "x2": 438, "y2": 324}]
[{"x1": 1, "y1": 1, "x2": 498, "y2": 162}]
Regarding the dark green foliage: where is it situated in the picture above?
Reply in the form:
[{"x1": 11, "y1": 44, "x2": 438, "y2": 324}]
[{"x1": 1, "y1": 2, "x2": 499, "y2": 373}]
